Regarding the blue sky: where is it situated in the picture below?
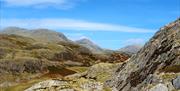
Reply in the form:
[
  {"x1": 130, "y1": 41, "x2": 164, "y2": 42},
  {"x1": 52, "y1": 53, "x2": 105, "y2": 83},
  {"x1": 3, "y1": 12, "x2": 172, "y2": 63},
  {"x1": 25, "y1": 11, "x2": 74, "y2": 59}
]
[{"x1": 0, "y1": 0, "x2": 179, "y2": 49}]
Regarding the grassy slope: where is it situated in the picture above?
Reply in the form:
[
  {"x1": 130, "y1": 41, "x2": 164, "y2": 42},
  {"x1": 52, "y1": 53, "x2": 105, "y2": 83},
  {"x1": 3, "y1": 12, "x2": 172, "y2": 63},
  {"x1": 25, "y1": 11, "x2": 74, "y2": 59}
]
[{"x1": 0, "y1": 34, "x2": 128, "y2": 91}]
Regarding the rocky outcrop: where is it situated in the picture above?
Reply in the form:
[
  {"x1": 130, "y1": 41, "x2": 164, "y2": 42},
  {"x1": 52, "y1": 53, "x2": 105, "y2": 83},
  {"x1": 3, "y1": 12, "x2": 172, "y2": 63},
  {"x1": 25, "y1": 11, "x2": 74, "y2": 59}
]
[
  {"x1": 25, "y1": 79, "x2": 69, "y2": 91},
  {"x1": 25, "y1": 78, "x2": 104, "y2": 91},
  {"x1": 106, "y1": 18, "x2": 180, "y2": 91}
]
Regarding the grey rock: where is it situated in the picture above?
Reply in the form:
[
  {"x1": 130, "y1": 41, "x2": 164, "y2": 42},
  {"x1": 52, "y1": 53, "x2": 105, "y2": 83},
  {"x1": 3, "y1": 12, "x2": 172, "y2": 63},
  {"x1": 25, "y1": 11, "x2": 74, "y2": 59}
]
[
  {"x1": 80, "y1": 81, "x2": 103, "y2": 91},
  {"x1": 172, "y1": 76, "x2": 180, "y2": 89},
  {"x1": 25, "y1": 80, "x2": 68, "y2": 91},
  {"x1": 25, "y1": 78, "x2": 104, "y2": 91},
  {"x1": 149, "y1": 84, "x2": 168, "y2": 91}
]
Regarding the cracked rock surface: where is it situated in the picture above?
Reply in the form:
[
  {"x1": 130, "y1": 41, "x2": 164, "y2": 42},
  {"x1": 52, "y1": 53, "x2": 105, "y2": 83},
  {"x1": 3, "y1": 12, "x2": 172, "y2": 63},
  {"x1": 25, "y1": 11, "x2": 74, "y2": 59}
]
[{"x1": 106, "y1": 19, "x2": 180, "y2": 91}]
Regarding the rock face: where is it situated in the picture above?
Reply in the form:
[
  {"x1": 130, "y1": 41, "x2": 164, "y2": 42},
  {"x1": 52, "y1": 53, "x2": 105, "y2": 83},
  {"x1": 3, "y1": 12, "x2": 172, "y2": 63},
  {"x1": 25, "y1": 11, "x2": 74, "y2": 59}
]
[{"x1": 107, "y1": 18, "x2": 180, "y2": 91}]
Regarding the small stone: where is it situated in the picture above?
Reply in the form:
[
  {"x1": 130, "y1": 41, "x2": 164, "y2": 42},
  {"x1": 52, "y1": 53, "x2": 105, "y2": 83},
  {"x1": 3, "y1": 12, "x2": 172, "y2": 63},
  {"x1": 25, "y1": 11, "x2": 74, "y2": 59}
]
[{"x1": 172, "y1": 76, "x2": 180, "y2": 89}]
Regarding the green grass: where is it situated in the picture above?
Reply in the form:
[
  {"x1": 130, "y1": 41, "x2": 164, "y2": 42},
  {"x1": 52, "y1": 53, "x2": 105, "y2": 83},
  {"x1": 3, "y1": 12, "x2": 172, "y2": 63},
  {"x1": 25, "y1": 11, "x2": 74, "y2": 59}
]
[
  {"x1": 66, "y1": 67, "x2": 88, "y2": 73},
  {"x1": 104, "y1": 87, "x2": 112, "y2": 91},
  {"x1": 160, "y1": 73, "x2": 178, "y2": 80},
  {"x1": 96, "y1": 72, "x2": 111, "y2": 83}
]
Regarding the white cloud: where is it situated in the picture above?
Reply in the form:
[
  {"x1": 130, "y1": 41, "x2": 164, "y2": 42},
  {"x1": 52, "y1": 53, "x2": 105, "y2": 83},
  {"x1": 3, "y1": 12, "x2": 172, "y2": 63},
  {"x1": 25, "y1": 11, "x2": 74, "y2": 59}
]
[
  {"x1": 0, "y1": 18, "x2": 155, "y2": 33},
  {"x1": 1, "y1": 0, "x2": 85, "y2": 9},
  {"x1": 65, "y1": 33, "x2": 95, "y2": 41},
  {"x1": 64, "y1": 33, "x2": 85, "y2": 40},
  {"x1": 78, "y1": 36, "x2": 90, "y2": 40}
]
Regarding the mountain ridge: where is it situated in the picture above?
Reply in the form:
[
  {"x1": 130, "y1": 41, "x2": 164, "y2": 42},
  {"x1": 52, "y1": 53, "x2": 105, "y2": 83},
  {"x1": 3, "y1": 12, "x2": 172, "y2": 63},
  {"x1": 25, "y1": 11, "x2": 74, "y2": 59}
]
[{"x1": 1, "y1": 27, "x2": 69, "y2": 43}]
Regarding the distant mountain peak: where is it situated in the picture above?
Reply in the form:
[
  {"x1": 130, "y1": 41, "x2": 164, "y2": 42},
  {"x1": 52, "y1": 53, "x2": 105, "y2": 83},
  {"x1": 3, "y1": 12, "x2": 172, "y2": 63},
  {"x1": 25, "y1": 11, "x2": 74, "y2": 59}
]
[
  {"x1": 76, "y1": 38, "x2": 94, "y2": 44},
  {"x1": 75, "y1": 38, "x2": 104, "y2": 54}
]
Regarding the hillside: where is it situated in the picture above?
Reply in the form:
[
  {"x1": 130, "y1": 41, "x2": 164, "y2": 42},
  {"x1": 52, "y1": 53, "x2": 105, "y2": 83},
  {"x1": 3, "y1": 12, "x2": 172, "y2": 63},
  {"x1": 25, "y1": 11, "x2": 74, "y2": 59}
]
[{"x1": 0, "y1": 32, "x2": 129, "y2": 90}]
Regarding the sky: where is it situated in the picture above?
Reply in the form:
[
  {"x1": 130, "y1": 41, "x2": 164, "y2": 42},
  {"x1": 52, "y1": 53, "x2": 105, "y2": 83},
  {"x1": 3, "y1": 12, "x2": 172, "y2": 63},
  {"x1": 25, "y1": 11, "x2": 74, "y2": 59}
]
[{"x1": 0, "y1": 0, "x2": 179, "y2": 50}]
